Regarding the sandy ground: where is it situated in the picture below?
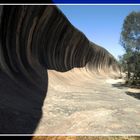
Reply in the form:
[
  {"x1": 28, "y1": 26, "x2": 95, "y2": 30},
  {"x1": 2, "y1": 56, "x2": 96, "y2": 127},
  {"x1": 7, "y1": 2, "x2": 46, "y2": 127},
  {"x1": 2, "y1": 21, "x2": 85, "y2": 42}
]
[{"x1": 34, "y1": 69, "x2": 140, "y2": 134}]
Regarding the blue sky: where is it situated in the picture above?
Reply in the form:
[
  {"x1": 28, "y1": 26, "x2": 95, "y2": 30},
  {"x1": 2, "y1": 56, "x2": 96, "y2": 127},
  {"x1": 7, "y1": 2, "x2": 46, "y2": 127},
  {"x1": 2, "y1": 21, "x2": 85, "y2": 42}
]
[{"x1": 57, "y1": 5, "x2": 140, "y2": 59}]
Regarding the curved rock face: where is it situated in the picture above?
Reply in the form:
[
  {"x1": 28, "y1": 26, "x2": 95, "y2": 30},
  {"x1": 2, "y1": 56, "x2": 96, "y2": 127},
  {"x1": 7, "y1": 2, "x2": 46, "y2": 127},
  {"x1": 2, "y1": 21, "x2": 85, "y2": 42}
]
[
  {"x1": 0, "y1": 5, "x2": 120, "y2": 133},
  {"x1": 0, "y1": 5, "x2": 119, "y2": 87}
]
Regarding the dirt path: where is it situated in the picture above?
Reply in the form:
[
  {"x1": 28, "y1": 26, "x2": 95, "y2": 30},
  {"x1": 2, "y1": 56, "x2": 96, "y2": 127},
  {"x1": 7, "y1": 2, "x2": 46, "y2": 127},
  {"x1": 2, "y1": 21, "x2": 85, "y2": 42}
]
[{"x1": 35, "y1": 69, "x2": 140, "y2": 134}]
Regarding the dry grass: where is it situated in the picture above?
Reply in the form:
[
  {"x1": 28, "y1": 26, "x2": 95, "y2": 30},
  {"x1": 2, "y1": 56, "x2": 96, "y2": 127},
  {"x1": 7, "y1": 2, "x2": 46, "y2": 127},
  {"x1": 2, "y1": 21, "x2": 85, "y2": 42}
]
[{"x1": 32, "y1": 136, "x2": 140, "y2": 140}]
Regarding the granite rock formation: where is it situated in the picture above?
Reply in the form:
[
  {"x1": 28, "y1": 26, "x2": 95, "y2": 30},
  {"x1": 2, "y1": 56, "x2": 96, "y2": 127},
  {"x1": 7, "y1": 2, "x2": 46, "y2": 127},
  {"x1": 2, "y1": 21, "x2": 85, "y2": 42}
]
[
  {"x1": 0, "y1": 5, "x2": 120, "y2": 133},
  {"x1": 0, "y1": 5, "x2": 119, "y2": 87}
]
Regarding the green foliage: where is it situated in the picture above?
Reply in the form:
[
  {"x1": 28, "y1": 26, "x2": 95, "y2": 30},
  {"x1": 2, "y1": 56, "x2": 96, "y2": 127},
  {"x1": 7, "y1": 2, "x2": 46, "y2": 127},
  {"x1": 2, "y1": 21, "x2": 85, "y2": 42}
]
[
  {"x1": 121, "y1": 11, "x2": 140, "y2": 52},
  {"x1": 120, "y1": 11, "x2": 140, "y2": 85}
]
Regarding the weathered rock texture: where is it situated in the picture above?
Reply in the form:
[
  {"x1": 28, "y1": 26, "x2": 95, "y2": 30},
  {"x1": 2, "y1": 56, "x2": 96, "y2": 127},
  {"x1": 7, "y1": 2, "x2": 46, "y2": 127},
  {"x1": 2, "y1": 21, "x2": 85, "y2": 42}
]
[
  {"x1": 0, "y1": 5, "x2": 120, "y2": 134},
  {"x1": 0, "y1": 5, "x2": 119, "y2": 86}
]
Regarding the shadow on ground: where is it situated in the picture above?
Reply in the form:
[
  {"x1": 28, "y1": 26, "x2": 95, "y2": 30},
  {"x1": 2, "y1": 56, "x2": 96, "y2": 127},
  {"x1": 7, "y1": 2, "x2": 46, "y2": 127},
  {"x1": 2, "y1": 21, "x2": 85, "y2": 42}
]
[
  {"x1": 112, "y1": 81, "x2": 140, "y2": 100},
  {"x1": 126, "y1": 91, "x2": 140, "y2": 100},
  {"x1": 112, "y1": 82, "x2": 129, "y2": 89}
]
